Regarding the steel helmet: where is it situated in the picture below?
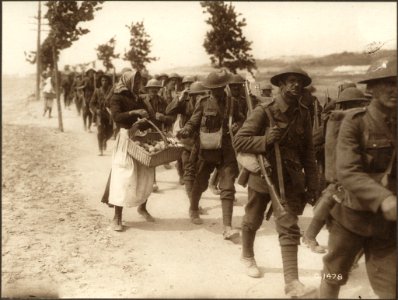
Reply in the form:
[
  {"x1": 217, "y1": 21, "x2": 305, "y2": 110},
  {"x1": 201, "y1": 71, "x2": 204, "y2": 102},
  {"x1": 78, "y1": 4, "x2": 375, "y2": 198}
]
[
  {"x1": 145, "y1": 79, "x2": 163, "y2": 89},
  {"x1": 169, "y1": 73, "x2": 181, "y2": 80},
  {"x1": 189, "y1": 81, "x2": 207, "y2": 95},
  {"x1": 270, "y1": 66, "x2": 312, "y2": 87},
  {"x1": 336, "y1": 87, "x2": 368, "y2": 103},
  {"x1": 229, "y1": 74, "x2": 245, "y2": 85},
  {"x1": 358, "y1": 56, "x2": 397, "y2": 84},
  {"x1": 260, "y1": 83, "x2": 273, "y2": 90},
  {"x1": 182, "y1": 76, "x2": 195, "y2": 84},
  {"x1": 158, "y1": 73, "x2": 169, "y2": 80},
  {"x1": 338, "y1": 80, "x2": 356, "y2": 92},
  {"x1": 202, "y1": 70, "x2": 232, "y2": 89}
]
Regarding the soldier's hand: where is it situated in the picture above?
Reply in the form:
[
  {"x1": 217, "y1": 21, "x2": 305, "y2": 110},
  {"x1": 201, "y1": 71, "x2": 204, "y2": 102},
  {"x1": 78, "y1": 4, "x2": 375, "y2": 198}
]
[
  {"x1": 130, "y1": 109, "x2": 149, "y2": 118},
  {"x1": 265, "y1": 126, "x2": 282, "y2": 145},
  {"x1": 231, "y1": 123, "x2": 240, "y2": 134},
  {"x1": 179, "y1": 89, "x2": 189, "y2": 102},
  {"x1": 177, "y1": 128, "x2": 190, "y2": 139},
  {"x1": 381, "y1": 195, "x2": 396, "y2": 221},
  {"x1": 306, "y1": 189, "x2": 318, "y2": 206},
  {"x1": 155, "y1": 112, "x2": 165, "y2": 121}
]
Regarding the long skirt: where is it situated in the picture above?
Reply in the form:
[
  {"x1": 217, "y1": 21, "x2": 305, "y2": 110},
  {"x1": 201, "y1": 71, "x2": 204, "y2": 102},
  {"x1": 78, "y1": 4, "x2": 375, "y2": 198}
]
[{"x1": 108, "y1": 128, "x2": 155, "y2": 207}]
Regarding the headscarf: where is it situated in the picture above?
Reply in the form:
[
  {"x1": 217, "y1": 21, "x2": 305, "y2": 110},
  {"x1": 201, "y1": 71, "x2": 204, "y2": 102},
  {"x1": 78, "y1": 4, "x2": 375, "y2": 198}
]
[{"x1": 113, "y1": 70, "x2": 141, "y2": 94}]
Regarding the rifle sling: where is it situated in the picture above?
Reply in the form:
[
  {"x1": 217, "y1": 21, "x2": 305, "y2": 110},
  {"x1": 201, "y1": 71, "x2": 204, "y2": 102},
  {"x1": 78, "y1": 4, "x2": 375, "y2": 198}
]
[{"x1": 264, "y1": 107, "x2": 286, "y2": 203}]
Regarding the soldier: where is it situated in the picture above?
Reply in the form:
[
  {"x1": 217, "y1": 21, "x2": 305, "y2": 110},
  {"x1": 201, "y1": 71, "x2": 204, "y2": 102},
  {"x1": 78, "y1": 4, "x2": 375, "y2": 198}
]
[
  {"x1": 71, "y1": 73, "x2": 84, "y2": 116},
  {"x1": 160, "y1": 73, "x2": 181, "y2": 105},
  {"x1": 302, "y1": 87, "x2": 370, "y2": 253},
  {"x1": 319, "y1": 57, "x2": 396, "y2": 299},
  {"x1": 140, "y1": 79, "x2": 176, "y2": 192},
  {"x1": 89, "y1": 74, "x2": 114, "y2": 156},
  {"x1": 141, "y1": 79, "x2": 174, "y2": 130},
  {"x1": 166, "y1": 81, "x2": 208, "y2": 200},
  {"x1": 260, "y1": 83, "x2": 273, "y2": 97},
  {"x1": 174, "y1": 76, "x2": 195, "y2": 185},
  {"x1": 177, "y1": 70, "x2": 244, "y2": 240},
  {"x1": 233, "y1": 66, "x2": 318, "y2": 298},
  {"x1": 207, "y1": 73, "x2": 248, "y2": 196},
  {"x1": 78, "y1": 68, "x2": 96, "y2": 132}
]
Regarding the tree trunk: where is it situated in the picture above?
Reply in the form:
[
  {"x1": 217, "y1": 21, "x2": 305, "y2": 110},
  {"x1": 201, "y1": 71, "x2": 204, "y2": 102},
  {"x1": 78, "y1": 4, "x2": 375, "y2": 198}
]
[{"x1": 52, "y1": 44, "x2": 64, "y2": 132}]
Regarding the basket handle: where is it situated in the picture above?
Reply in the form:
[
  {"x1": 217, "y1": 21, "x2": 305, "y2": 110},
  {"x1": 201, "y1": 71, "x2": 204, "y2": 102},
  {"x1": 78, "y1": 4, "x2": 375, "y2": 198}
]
[{"x1": 137, "y1": 118, "x2": 170, "y2": 147}]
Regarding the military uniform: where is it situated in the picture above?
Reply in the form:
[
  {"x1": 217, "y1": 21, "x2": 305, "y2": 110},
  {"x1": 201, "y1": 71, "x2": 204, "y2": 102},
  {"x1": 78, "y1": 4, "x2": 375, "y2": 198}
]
[
  {"x1": 234, "y1": 93, "x2": 318, "y2": 240},
  {"x1": 140, "y1": 93, "x2": 174, "y2": 130},
  {"x1": 234, "y1": 66, "x2": 319, "y2": 297},
  {"x1": 321, "y1": 103, "x2": 396, "y2": 298},
  {"x1": 319, "y1": 56, "x2": 397, "y2": 299},
  {"x1": 182, "y1": 91, "x2": 244, "y2": 228},
  {"x1": 166, "y1": 89, "x2": 201, "y2": 192}
]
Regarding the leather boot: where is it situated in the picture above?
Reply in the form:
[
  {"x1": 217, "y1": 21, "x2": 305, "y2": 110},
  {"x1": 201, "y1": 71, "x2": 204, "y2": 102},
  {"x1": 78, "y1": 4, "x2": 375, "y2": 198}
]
[
  {"x1": 112, "y1": 206, "x2": 123, "y2": 231},
  {"x1": 319, "y1": 280, "x2": 340, "y2": 299},
  {"x1": 240, "y1": 256, "x2": 261, "y2": 278},
  {"x1": 285, "y1": 280, "x2": 318, "y2": 298},
  {"x1": 189, "y1": 210, "x2": 203, "y2": 225}
]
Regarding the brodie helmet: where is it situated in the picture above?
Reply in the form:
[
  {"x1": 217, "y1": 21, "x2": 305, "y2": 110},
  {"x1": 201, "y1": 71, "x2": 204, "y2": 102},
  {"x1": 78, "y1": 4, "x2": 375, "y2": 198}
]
[{"x1": 270, "y1": 66, "x2": 312, "y2": 87}]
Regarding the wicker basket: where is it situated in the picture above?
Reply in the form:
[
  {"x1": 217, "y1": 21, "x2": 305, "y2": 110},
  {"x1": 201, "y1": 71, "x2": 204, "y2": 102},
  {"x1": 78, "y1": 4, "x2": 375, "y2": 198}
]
[{"x1": 127, "y1": 119, "x2": 184, "y2": 167}]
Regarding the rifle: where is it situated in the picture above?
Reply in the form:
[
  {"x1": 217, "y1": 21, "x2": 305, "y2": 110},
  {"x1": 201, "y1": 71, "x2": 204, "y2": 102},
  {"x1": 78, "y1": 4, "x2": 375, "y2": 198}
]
[
  {"x1": 313, "y1": 96, "x2": 320, "y2": 135},
  {"x1": 243, "y1": 81, "x2": 286, "y2": 219}
]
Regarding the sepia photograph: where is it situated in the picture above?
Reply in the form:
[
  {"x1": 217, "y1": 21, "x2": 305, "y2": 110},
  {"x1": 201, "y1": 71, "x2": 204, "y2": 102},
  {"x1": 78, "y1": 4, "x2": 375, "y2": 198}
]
[{"x1": 2, "y1": 1, "x2": 397, "y2": 298}]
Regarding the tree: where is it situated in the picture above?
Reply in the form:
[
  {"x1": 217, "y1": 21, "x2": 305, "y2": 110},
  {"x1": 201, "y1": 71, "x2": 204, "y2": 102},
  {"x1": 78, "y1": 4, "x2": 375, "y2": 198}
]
[
  {"x1": 42, "y1": 1, "x2": 103, "y2": 131},
  {"x1": 124, "y1": 21, "x2": 157, "y2": 71},
  {"x1": 96, "y1": 37, "x2": 120, "y2": 72},
  {"x1": 200, "y1": 1, "x2": 257, "y2": 75}
]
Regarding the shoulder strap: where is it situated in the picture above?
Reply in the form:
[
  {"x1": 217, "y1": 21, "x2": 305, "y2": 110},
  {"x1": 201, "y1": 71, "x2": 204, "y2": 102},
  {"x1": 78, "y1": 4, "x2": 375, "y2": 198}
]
[
  {"x1": 263, "y1": 106, "x2": 294, "y2": 142},
  {"x1": 263, "y1": 106, "x2": 286, "y2": 203}
]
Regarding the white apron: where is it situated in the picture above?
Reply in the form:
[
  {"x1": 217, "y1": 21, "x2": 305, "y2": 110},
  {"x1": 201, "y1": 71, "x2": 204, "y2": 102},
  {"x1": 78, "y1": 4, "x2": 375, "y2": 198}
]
[{"x1": 108, "y1": 129, "x2": 155, "y2": 207}]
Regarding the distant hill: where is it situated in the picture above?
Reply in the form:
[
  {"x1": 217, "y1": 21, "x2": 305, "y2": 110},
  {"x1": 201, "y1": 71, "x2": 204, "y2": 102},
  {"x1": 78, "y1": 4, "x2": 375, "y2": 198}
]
[
  {"x1": 255, "y1": 49, "x2": 396, "y2": 68},
  {"x1": 165, "y1": 49, "x2": 396, "y2": 76}
]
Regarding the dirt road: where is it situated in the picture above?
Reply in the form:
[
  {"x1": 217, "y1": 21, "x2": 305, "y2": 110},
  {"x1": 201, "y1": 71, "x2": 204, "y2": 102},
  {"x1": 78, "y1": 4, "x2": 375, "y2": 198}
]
[{"x1": 2, "y1": 76, "x2": 375, "y2": 298}]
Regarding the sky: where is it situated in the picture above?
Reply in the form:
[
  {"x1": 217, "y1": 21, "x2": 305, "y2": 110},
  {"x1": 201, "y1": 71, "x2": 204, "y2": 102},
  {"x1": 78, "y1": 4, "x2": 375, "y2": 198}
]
[{"x1": 2, "y1": 1, "x2": 397, "y2": 76}]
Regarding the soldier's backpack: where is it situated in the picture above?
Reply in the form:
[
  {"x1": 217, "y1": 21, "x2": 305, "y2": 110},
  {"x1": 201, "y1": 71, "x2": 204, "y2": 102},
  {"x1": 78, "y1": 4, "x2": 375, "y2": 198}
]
[{"x1": 324, "y1": 108, "x2": 364, "y2": 182}]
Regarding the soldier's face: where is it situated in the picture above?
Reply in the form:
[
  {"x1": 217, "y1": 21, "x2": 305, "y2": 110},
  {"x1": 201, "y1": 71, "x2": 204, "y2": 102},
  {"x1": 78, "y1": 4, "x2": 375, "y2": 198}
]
[
  {"x1": 261, "y1": 89, "x2": 272, "y2": 97},
  {"x1": 229, "y1": 84, "x2": 241, "y2": 97},
  {"x1": 371, "y1": 78, "x2": 397, "y2": 109},
  {"x1": 211, "y1": 87, "x2": 225, "y2": 99},
  {"x1": 148, "y1": 88, "x2": 159, "y2": 96},
  {"x1": 280, "y1": 74, "x2": 304, "y2": 98}
]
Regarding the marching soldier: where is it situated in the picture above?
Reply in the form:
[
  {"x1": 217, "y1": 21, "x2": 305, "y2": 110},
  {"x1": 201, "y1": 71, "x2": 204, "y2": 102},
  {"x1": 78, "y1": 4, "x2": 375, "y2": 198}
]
[
  {"x1": 141, "y1": 79, "x2": 174, "y2": 130},
  {"x1": 177, "y1": 70, "x2": 244, "y2": 240},
  {"x1": 166, "y1": 81, "x2": 208, "y2": 200},
  {"x1": 141, "y1": 78, "x2": 175, "y2": 193},
  {"x1": 233, "y1": 66, "x2": 318, "y2": 298},
  {"x1": 173, "y1": 76, "x2": 195, "y2": 185},
  {"x1": 302, "y1": 87, "x2": 370, "y2": 253},
  {"x1": 208, "y1": 73, "x2": 248, "y2": 196},
  {"x1": 89, "y1": 74, "x2": 114, "y2": 156},
  {"x1": 319, "y1": 57, "x2": 396, "y2": 299},
  {"x1": 160, "y1": 73, "x2": 181, "y2": 105},
  {"x1": 258, "y1": 82, "x2": 273, "y2": 104}
]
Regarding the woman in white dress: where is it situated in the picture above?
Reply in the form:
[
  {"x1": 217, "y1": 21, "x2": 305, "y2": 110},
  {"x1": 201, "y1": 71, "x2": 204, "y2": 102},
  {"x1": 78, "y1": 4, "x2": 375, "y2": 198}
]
[{"x1": 108, "y1": 70, "x2": 156, "y2": 231}]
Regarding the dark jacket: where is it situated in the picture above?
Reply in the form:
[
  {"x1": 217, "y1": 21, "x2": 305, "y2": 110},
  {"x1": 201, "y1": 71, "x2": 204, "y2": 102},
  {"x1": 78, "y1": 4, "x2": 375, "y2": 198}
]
[
  {"x1": 183, "y1": 92, "x2": 244, "y2": 164},
  {"x1": 233, "y1": 94, "x2": 318, "y2": 206},
  {"x1": 165, "y1": 93, "x2": 198, "y2": 128},
  {"x1": 332, "y1": 101, "x2": 396, "y2": 238},
  {"x1": 140, "y1": 94, "x2": 175, "y2": 130},
  {"x1": 110, "y1": 90, "x2": 147, "y2": 129}
]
